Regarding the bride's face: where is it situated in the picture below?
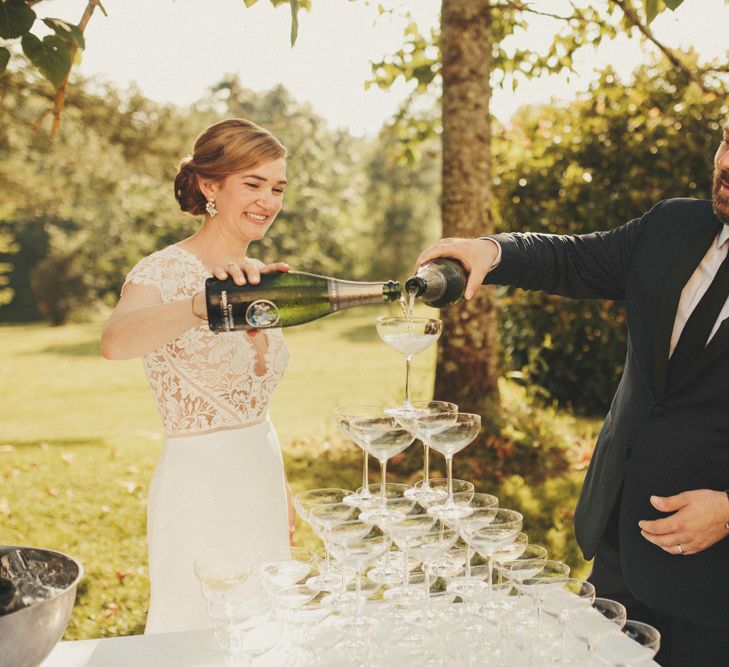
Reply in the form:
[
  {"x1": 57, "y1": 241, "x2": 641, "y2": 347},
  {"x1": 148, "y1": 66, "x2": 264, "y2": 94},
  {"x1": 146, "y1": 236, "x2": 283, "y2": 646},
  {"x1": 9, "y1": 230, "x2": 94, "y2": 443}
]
[{"x1": 213, "y1": 158, "x2": 287, "y2": 241}]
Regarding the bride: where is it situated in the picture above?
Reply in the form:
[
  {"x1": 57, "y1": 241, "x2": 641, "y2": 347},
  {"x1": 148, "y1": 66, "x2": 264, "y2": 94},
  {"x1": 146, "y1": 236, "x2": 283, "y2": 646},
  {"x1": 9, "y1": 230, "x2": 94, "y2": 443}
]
[{"x1": 101, "y1": 118, "x2": 294, "y2": 633}]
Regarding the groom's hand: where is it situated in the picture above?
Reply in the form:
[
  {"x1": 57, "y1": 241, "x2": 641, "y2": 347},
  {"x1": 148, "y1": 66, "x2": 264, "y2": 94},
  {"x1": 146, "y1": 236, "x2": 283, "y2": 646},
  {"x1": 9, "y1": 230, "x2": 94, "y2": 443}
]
[
  {"x1": 639, "y1": 489, "x2": 729, "y2": 556},
  {"x1": 415, "y1": 238, "x2": 500, "y2": 300}
]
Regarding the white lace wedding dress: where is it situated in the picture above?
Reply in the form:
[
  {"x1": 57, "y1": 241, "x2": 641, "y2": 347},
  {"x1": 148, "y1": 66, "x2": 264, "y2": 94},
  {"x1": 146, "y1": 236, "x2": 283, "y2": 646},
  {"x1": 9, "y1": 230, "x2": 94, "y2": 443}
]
[{"x1": 124, "y1": 245, "x2": 291, "y2": 634}]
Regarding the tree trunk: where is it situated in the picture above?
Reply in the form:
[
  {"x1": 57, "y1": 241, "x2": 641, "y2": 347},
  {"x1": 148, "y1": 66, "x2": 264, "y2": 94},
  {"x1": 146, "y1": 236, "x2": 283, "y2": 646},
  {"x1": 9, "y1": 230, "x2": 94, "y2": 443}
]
[{"x1": 436, "y1": 0, "x2": 501, "y2": 429}]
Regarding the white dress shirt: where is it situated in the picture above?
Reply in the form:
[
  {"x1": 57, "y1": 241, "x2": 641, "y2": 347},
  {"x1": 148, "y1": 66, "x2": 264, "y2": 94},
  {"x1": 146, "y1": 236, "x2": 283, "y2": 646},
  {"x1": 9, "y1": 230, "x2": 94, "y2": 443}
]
[{"x1": 670, "y1": 225, "x2": 729, "y2": 355}]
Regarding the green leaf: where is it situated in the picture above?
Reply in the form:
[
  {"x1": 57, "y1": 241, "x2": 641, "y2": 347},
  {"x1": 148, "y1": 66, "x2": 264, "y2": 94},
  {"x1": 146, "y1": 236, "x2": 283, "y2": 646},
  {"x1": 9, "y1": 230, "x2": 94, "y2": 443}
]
[
  {"x1": 242, "y1": 0, "x2": 258, "y2": 7},
  {"x1": 0, "y1": 0, "x2": 36, "y2": 39},
  {"x1": 290, "y1": 0, "x2": 299, "y2": 46},
  {"x1": 664, "y1": 0, "x2": 683, "y2": 9},
  {"x1": 0, "y1": 46, "x2": 9, "y2": 74},
  {"x1": 644, "y1": 0, "x2": 660, "y2": 23},
  {"x1": 42, "y1": 18, "x2": 86, "y2": 49},
  {"x1": 21, "y1": 33, "x2": 72, "y2": 88}
]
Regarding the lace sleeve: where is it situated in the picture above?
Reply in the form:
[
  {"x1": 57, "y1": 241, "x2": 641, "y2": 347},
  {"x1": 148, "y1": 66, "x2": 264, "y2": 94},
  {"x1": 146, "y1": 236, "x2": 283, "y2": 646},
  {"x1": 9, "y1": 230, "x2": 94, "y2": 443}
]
[{"x1": 122, "y1": 253, "x2": 163, "y2": 295}]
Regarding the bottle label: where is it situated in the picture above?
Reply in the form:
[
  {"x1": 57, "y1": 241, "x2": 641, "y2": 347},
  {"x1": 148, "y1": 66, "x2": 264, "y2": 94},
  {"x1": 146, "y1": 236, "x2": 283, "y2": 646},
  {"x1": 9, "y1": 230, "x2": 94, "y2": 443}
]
[{"x1": 245, "y1": 300, "x2": 280, "y2": 328}]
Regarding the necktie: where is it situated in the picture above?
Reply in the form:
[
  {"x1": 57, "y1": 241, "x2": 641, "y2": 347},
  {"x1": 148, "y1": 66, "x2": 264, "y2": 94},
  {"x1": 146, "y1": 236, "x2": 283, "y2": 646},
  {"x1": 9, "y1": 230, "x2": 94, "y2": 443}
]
[{"x1": 668, "y1": 244, "x2": 729, "y2": 381}]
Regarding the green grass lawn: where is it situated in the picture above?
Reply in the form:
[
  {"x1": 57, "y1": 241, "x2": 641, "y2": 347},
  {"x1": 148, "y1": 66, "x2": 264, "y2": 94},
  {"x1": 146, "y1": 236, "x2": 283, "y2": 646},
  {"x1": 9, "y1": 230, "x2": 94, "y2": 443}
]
[{"x1": 0, "y1": 307, "x2": 596, "y2": 639}]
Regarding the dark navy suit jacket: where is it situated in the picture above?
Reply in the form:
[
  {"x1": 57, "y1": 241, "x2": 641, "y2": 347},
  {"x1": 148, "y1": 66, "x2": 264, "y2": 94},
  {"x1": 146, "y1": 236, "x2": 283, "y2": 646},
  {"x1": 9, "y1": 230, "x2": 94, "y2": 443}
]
[{"x1": 486, "y1": 198, "x2": 729, "y2": 629}]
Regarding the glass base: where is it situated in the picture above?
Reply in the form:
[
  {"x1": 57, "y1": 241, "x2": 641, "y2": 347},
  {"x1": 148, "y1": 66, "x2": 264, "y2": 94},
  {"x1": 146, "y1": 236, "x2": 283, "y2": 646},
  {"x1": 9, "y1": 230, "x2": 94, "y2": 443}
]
[
  {"x1": 359, "y1": 507, "x2": 406, "y2": 525},
  {"x1": 446, "y1": 577, "x2": 488, "y2": 597},
  {"x1": 383, "y1": 585, "x2": 427, "y2": 606},
  {"x1": 306, "y1": 572, "x2": 342, "y2": 592},
  {"x1": 367, "y1": 564, "x2": 403, "y2": 585},
  {"x1": 427, "y1": 502, "x2": 474, "y2": 521},
  {"x1": 426, "y1": 560, "x2": 463, "y2": 580},
  {"x1": 342, "y1": 490, "x2": 376, "y2": 508},
  {"x1": 404, "y1": 484, "x2": 447, "y2": 503}
]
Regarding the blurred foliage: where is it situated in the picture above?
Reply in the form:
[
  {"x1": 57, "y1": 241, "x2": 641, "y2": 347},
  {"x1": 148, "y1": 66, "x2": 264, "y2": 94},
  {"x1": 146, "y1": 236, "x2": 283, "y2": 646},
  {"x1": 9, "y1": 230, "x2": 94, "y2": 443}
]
[
  {"x1": 0, "y1": 65, "x2": 436, "y2": 323},
  {"x1": 492, "y1": 53, "x2": 729, "y2": 413}
]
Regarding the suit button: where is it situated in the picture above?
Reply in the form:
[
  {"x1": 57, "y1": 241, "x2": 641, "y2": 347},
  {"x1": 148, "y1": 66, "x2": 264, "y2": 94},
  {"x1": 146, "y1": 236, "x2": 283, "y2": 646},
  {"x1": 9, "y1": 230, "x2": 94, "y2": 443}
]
[
  {"x1": 622, "y1": 445, "x2": 631, "y2": 459},
  {"x1": 651, "y1": 403, "x2": 665, "y2": 417}
]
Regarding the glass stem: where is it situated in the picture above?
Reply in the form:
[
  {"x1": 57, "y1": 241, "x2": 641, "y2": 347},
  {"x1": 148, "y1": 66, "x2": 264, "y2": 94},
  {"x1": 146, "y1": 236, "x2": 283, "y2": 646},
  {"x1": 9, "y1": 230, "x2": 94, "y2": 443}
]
[
  {"x1": 422, "y1": 441, "x2": 430, "y2": 487},
  {"x1": 362, "y1": 451, "x2": 369, "y2": 492},
  {"x1": 446, "y1": 455, "x2": 454, "y2": 503},
  {"x1": 402, "y1": 547, "x2": 409, "y2": 586},
  {"x1": 424, "y1": 565, "x2": 431, "y2": 612},
  {"x1": 465, "y1": 545, "x2": 472, "y2": 578},
  {"x1": 404, "y1": 355, "x2": 412, "y2": 405},
  {"x1": 380, "y1": 459, "x2": 388, "y2": 511},
  {"x1": 487, "y1": 555, "x2": 493, "y2": 595}
]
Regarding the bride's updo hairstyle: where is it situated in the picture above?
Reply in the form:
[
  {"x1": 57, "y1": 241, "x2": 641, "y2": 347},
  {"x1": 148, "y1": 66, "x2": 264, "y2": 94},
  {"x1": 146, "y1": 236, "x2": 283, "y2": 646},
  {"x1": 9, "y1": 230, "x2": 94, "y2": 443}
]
[{"x1": 174, "y1": 118, "x2": 287, "y2": 216}]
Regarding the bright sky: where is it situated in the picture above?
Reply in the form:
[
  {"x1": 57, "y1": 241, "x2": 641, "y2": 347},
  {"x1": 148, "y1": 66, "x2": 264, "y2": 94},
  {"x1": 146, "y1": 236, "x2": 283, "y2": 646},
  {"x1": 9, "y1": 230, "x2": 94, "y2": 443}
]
[{"x1": 37, "y1": 0, "x2": 729, "y2": 135}]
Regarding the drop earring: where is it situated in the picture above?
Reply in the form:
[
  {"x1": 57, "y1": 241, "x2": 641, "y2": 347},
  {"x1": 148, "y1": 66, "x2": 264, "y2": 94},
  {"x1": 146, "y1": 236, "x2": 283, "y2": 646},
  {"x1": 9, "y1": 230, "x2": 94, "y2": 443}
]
[{"x1": 205, "y1": 200, "x2": 218, "y2": 218}]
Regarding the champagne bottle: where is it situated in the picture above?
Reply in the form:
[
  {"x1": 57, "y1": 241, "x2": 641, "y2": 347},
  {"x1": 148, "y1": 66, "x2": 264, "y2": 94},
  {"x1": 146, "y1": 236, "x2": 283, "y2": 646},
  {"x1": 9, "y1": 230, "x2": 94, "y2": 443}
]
[
  {"x1": 404, "y1": 258, "x2": 468, "y2": 308},
  {"x1": 205, "y1": 272, "x2": 401, "y2": 332}
]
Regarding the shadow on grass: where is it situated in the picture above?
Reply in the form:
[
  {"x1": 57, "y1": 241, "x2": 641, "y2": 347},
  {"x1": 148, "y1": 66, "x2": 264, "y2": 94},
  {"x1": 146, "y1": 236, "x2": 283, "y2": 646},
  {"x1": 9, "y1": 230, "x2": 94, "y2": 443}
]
[
  {"x1": 38, "y1": 340, "x2": 100, "y2": 357},
  {"x1": 2, "y1": 437, "x2": 108, "y2": 449}
]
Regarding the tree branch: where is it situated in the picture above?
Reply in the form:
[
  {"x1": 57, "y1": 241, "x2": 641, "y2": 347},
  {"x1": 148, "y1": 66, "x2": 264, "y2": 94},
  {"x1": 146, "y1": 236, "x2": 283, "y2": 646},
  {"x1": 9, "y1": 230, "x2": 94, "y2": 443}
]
[
  {"x1": 611, "y1": 0, "x2": 724, "y2": 95},
  {"x1": 36, "y1": 0, "x2": 108, "y2": 137},
  {"x1": 488, "y1": 1, "x2": 572, "y2": 22}
]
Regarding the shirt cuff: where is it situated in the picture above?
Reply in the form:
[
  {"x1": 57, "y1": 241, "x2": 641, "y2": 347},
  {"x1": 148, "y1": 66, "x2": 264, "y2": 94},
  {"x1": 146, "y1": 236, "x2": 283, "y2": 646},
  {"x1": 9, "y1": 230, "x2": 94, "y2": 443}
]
[{"x1": 477, "y1": 237, "x2": 502, "y2": 269}]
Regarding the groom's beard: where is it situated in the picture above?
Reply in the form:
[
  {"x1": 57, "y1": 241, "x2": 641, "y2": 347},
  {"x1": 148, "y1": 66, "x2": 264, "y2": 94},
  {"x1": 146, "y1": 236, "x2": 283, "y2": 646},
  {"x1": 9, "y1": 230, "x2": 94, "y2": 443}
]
[{"x1": 713, "y1": 167, "x2": 729, "y2": 226}]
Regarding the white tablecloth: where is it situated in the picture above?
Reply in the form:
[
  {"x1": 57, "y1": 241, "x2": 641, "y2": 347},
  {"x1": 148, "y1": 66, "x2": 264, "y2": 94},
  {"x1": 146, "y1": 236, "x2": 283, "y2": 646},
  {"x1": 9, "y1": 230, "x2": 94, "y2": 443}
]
[{"x1": 43, "y1": 628, "x2": 661, "y2": 667}]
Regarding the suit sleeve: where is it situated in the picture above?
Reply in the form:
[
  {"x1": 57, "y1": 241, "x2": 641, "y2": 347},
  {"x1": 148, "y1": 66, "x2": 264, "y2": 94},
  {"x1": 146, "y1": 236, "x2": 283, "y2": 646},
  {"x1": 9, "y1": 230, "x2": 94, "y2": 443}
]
[{"x1": 484, "y1": 202, "x2": 663, "y2": 301}]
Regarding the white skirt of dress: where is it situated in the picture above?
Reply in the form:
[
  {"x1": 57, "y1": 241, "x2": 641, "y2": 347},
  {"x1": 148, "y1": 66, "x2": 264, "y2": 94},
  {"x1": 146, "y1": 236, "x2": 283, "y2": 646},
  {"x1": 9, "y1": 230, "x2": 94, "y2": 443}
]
[{"x1": 144, "y1": 416, "x2": 290, "y2": 634}]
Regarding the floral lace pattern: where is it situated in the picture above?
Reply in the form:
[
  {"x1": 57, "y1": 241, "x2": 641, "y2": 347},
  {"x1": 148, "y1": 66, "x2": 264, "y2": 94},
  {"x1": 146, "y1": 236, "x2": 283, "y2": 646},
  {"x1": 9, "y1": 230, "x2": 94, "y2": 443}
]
[{"x1": 123, "y1": 245, "x2": 289, "y2": 437}]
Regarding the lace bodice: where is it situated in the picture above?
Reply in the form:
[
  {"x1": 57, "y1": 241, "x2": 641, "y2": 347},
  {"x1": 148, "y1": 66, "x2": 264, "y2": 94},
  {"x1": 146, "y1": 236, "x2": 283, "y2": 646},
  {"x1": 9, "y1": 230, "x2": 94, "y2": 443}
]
[{"x1": 123, "y1": 245, "x2": 290, "y2": 437}]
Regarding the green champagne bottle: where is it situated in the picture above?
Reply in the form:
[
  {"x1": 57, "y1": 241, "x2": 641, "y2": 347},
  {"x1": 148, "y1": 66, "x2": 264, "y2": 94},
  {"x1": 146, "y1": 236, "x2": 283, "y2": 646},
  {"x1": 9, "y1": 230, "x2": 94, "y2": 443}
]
[
  {"x1": 205, "y1": 272, "x2": 401, "y2": 332},
  {"x1": 405, "y1": 258, "x2": 468, "y2": 308}
]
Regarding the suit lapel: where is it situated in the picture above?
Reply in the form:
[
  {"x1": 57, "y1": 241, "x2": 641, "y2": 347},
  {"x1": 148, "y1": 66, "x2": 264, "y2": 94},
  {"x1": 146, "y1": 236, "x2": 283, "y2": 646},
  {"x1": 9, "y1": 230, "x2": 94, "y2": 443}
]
[
  {"x1": 652, "y1": 219, "x2": 721, "y2": 398},
  {"x1": 673, "y1": 318, "x2": 729, "y2": 391}
]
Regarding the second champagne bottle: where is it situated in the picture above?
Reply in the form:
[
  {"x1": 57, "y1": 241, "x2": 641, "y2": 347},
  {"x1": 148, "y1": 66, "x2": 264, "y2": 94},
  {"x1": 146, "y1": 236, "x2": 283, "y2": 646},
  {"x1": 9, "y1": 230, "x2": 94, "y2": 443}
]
[{"x1": 205, "y1": 271, "x2": 401, "y2": 332}]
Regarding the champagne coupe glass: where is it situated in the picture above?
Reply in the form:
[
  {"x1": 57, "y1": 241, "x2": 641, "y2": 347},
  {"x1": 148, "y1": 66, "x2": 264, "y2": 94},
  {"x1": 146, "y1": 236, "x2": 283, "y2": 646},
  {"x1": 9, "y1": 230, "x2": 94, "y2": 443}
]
[
  {"x1": 294, "y1": 488, "x2": 352, "y2": 589},
  {"x1": 307, "y1": 503, "x2": 357, "y2": 590},
  {"x1": 515, "y1": 559, "x2": 571, "y2": 637},
  {"x1": 466, "y1": 508, "x2": 524, "y2": 597},
  {"x1": 325, "y1": 518, "x2": 375, "y2": 604},
  {"x1": 594, "y1": 619, "x2": 661, "y2": 666},
  {"x1": 335, "y1": 405, "x2": 389, "y2": 508},
  {"x1": 447, "y1": 496, "x2": 500, "y2": 598},
  {"x1": 397, "y1": 400, "x2": 458, "y2": 503},
  {"x1": 272, "y1": 582, "x2": 321, "y2": 665},
  {"x1": 491, "y1": 531, "x2": 529, "y2": 567},
  {"x1": 340, "y1": 534, "x2": 391, "y2": 643},
  {"x1": 406, "y1": 525, "x2": 459, "y2": 622},
  {"x1": 567, "y1": 597, "x2": 628, "y2": 662},
  {"x1": 497, "y1": 544, "x2": 549, "y2": 585},
  {"x1": 426, "y1": 413, "x2": 482, "y2": 521},
  {"x1": 259, "y1": 547, "x2": 314, "y2": 594},
  {"x1": 541, "y1": 577, "x2": 595, "y2": 664},
  {"x1": 349, "y1": 415, "x2": 416, "y2": 524},
  {"x1": 375, "y1": 316, "x2": 442, "y2": 416},
  {"x1": 364, "y1": 493, "x2": 415, "y2": 585},
  {"x1": 193, "y1": 558, "x2": 266, "y2": 653},
  {"x1": 383, "y1": 514, "x2": 438, "y2": 605}
]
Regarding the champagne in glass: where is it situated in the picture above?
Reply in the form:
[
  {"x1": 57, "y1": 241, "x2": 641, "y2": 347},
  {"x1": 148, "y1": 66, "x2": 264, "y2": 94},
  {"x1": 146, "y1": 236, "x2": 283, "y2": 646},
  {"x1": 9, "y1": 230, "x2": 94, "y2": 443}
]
[{"x1": 376, "y1": 316, "x2": 442, "y2": 416}]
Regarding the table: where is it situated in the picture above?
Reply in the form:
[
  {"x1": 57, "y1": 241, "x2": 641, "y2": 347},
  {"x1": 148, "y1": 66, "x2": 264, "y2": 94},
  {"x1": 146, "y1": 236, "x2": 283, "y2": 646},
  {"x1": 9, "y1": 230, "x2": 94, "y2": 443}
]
[{"x1": 43, "y1": 624, "x2": 661, "y2": 667}]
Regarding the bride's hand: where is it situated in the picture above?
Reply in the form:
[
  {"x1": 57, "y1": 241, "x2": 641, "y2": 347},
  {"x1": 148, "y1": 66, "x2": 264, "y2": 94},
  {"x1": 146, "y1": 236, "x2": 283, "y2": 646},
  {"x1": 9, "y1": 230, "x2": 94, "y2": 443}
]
[{"x1": 211, "y1": 258, "x2": 290, "y2": 286}]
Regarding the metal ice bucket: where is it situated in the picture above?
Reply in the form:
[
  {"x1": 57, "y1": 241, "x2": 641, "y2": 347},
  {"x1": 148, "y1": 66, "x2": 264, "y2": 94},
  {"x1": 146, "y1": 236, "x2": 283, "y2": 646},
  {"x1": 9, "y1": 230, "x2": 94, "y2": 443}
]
[{"x1": 0, "y1": 546, "x2": 83, "y2": 667}]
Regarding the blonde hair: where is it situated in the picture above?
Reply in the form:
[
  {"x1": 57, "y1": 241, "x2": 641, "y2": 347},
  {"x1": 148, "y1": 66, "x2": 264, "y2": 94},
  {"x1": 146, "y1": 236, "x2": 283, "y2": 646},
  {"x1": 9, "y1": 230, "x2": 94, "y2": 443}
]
[{"x1": 174, "y1": 118, "x2": 287, "y2": 216}]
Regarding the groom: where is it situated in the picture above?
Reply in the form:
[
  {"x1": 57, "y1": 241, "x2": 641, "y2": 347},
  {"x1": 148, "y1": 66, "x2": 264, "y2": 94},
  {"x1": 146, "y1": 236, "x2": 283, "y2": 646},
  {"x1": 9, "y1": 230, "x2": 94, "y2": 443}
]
[{"x1": 415, "y1": 117, "x2": 729, "y2": 667}]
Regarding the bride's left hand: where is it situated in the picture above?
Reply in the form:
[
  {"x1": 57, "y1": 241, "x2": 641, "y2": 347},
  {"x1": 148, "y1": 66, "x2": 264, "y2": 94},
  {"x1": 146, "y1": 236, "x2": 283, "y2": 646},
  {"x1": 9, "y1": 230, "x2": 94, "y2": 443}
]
[
  {"x1": 211, "y1": 258, "x2": 290, "y2": 286},
  {"x1": 211, "y1": 259, "x2": 291, "y2": 337}
]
